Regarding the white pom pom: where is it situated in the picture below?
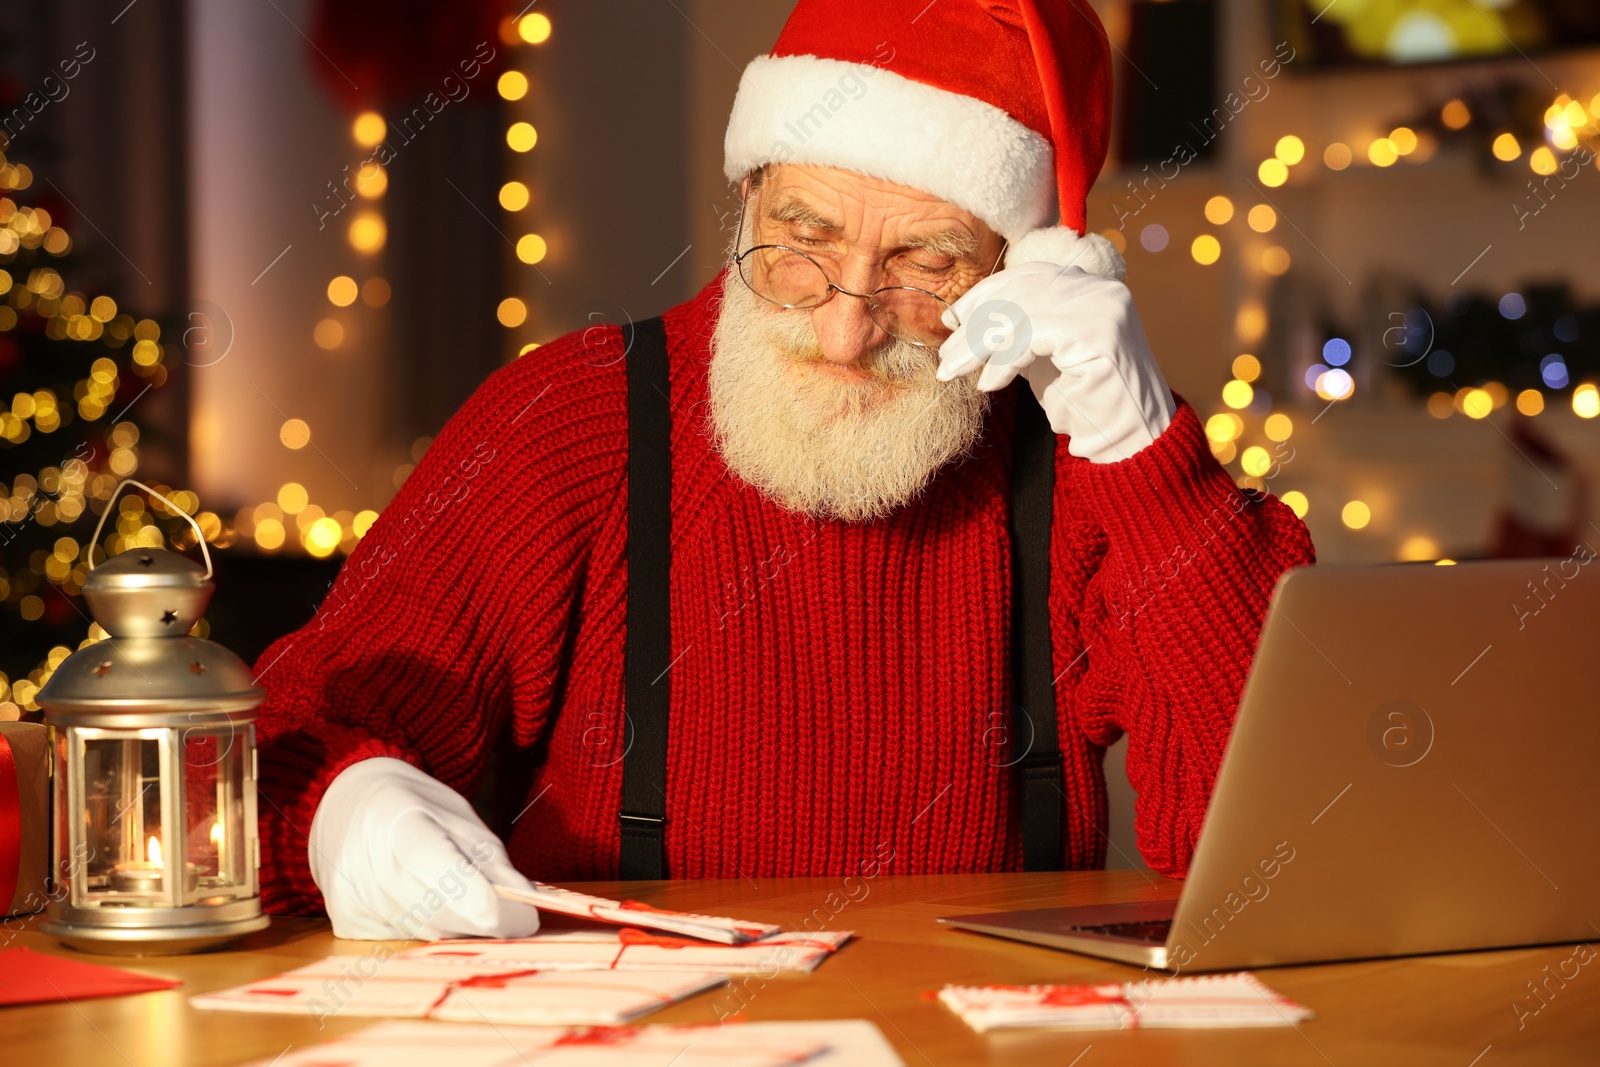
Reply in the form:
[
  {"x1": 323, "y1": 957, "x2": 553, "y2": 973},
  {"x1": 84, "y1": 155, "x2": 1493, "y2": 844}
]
[{"x1": 1004, "y1": 227, "x2": 1127, "y2": 282}]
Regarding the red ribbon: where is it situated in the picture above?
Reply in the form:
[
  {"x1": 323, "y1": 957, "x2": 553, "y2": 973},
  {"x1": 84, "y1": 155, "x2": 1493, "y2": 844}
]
[{"x1": 0, "y1": 733, "x2": 21, "y2": 913}]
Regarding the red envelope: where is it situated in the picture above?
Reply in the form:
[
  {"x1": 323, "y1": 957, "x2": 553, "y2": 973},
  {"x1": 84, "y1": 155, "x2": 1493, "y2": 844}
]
[{"x1": 0, "y1": 946, "x2": 180, "y2": 1007}]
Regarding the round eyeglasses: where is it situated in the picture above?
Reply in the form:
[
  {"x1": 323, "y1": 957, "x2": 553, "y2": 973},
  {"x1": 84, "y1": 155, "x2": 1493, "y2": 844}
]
[{"x1": 730, "y1": 185, "x2": 1007, "y2": 349}]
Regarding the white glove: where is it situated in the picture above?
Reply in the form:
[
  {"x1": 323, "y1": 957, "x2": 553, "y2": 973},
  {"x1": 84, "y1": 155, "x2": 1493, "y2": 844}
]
[
  {"x1": 308, "y1": 756, "x2": 541, "y2": 940},
  {"x1": 936, "y1": 261, "x2": 1177, "y2": 463}
]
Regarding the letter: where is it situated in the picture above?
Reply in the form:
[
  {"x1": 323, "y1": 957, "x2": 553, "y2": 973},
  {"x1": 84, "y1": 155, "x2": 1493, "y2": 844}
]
[
  {"x1": 2, "y1": 107, "x2": 30, "y2": 137},
  {"x1": 1575, "y1": 543, "x2": 1597, "y2": 565},
  {"x1": 1170, "y1": 941, "x2": 1196, "y2": 968},
  {"x1": 1558, "y1": 955, "x2": 1581, "y2": 981},
  {"x1": 1114, "y1": 200, "x2": 1140, "y2": 230},
  {"x1": 770, "y1": 138, "x2": 795, "y2": 164},
  {"x1": 1513, "y1": 201, "x2": 1538, "y2": 231},
  {"x1": 421, "y1": 887, "x2": 446, "y2": 914},
  {"x1": 424, "y1": 91, "x2": 447, "y2": 115},
  {"x1": 842, "y1": 875, "x2": 870, "y2": 902},
  {"x1": 822, "y1": 87, "x2": 846, "y2": 112},
  {"x1": 58, "y1": 56, "x2": 82, "y2": 81},
  {"x1": 1223, "y1": 891, "x2": 1247, "y2": 915},
  {"x1": 840, "y1": 72, "x2": 864, "y2": 100},
  {"x1": 857, "y1": 856, "x2": 881, "y2": 880},
  {"x1": 475, "y1": 41, "x2": 496, "y2": 66},
  {"x1": 75, "y1": 41, "x2": 96, "y2": 63},
  {"x1": 800, "y1": 914, "x2": 827, "y2": 933},
  {"x1": 1199, "y1": 908, "x2": 1229, "y2": 940},
  {"x1": 1514, "y1": 600, "x2": 1537, "y2": 630},
  {"x1": 438, "y1": 869, "x2": 466, "y2": 901},
  {"x1": 1157, "y1": 155, "x2": 1183, "y2": 181},
  {"x1": 310, "y1": 996, "x2": 339, "y2": 1027},
  {"x1": 1200, "y1": 107, "x2": 1230, "y2": 142},
  {"x1": 1173, "y1": 142, "x2": 1198, "y2": 167},
  {"x1": 374, "y1": 141, "x2": 398, "y2": 166},
  {"x1": 808, "y1": 907, "x2": 831, "y2": 928},
  {"x1": 1557, "y1": 555, "x2": 1581, "y2": 580},
  {"x1": 823, "y1": 892, "x2": 846, "y2": 914},
  {"x1": 1513, "y1": 999, "x2": 1536, "y2": 1030},
  {"x1": 873, "y1": 40, "x2": 895, "y2": 64},
  {"x1": 1242, "y1": 75, "x2": 1268, "y2": 103},
  {"x1": 470, "y1": 837, "x2": 494, "y2": 863},
  {"x1": 313, "y1": 201, "x2": 336, "y2": 231},
  {"x1": 1273, "y1": 840, "x2": 1295, "y2": 864},
  {"x1": 23, "y1": 90, "x2": 47, "y2": 115},
  {"x1": 1223, "y1": 91, "x2": 1247, "y2": 116},
  {"x1": 1576, "y1": 943, "x2": 1596, "y2": 964},
  {"x1": 1259, "y1": 56, "x2": 1282, "y2": 80},
  {"x1": 474, "y1": 439, "x2": 495, "y2": 466},
  {"x1": 442, "y1": 75, "x2": 468, "y2": 103},
  {"x1": 41, "y1": 76, "x2": 69, "y2": 103},
  {"x1": 876, "y1": 840, "x2": 897, "y2": 865},
  {"x1": 354, "y1": 952, "x2": 381, "y2": 979},
  {"x1": 1274, "y1": 40, "x2": 1297, "y2": 63},
  {"x1": 1241, "y1": 874, "x2": 1269, "y2": 902}
]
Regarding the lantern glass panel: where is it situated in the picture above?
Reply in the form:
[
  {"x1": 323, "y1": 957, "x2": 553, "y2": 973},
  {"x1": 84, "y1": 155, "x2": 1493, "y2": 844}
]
[
  {"x1": 81, "y1": 733, "x2": 172, "y2": 905},
  {"x1": 182, "y1": 727, "x2": 250, "y2": 902}
]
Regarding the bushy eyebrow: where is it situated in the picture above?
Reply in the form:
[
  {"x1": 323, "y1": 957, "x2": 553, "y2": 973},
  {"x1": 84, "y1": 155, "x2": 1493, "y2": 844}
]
[{"x1": 766, "y1": 196, "x2": 980, "y2": 262}]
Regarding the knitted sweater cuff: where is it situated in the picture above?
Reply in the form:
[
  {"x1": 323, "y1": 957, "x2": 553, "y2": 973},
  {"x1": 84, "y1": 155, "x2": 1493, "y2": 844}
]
[
  {"x1": 257, "y1": 725, "x2": 417, "y2": 915},
  {"x1": 1069, "y1": 391, "x2": 1248, "y2": 551}
]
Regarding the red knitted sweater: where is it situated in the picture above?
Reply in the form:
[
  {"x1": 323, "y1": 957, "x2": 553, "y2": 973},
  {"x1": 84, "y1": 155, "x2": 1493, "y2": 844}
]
[{"x1": 253, "y1": 269, "x2": 1315, "y2": 915}]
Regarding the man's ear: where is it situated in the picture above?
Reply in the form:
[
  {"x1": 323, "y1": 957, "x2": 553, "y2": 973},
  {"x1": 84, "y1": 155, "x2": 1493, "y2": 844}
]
[{"x1": 739, "y1": 173, "x2": 751, "y2": 200}]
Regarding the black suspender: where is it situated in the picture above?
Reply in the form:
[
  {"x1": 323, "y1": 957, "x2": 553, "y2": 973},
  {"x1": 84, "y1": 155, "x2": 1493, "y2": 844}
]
[
  {"x1": 618, "y1": 316, "x2": 672, "y2": 879},
  {"x1": 1009, "y1": 387, "x2": 1065, "y2": 871},
  {"x1": 618, "y1": 316, "x2": 1063, "y2": 877}
]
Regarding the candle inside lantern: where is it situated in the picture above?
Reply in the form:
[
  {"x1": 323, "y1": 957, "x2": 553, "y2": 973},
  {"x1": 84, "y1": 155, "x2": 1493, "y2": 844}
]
[{"x1": 110, "y1": 836, "x2": 198, "y2": 896}]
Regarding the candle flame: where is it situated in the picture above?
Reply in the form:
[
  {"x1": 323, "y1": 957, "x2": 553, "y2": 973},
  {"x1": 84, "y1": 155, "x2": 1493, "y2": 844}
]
[
  {"x1": 147, "y1": 835, "x2": 163, "y2": 866},
  {"x1": 210, "y1": 821, "x2": 224, "y2": 846}
]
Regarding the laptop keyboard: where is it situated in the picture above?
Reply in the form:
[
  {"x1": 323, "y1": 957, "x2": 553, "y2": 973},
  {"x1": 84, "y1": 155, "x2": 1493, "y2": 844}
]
[{"x1": 1068, "y1": 919, "x2": 1173, "y2": 944}]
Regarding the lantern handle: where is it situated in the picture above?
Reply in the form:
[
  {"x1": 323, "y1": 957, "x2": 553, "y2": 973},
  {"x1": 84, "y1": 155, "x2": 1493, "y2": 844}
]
[{"x1": 87, "y1": 478, "x2": 214, "y2": 581}]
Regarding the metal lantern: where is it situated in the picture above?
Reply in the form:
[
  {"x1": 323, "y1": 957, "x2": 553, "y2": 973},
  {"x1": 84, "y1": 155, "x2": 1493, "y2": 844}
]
[{"x1": 36, "y1": 479, "x2": 269, "y2": 955}]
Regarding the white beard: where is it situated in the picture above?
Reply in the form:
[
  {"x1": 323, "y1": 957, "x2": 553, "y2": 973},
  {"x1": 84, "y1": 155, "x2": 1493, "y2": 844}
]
[{"x1": 705, "y1": 266, "x2": 991, "y2": 523}]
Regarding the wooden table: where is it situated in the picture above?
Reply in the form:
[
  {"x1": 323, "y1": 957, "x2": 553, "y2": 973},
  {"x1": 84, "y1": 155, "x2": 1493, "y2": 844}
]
[{"x1": 5, "y1": 872, "x2": 1597, "y2": 1064}]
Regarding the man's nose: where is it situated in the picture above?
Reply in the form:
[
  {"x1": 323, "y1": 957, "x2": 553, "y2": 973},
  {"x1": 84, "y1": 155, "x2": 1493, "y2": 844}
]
[{"x1": 809, "y1": 257, "x2": 889, "y2": 365}]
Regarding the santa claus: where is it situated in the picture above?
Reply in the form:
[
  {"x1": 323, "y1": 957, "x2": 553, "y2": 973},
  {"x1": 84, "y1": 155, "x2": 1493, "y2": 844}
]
[{"x1": 254, "y1": 0, "x2": 1316, "y2": 939}]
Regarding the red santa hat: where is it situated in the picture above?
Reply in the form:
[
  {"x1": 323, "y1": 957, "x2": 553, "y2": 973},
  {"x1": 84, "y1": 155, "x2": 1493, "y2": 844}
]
[{"x1": 724, "y1": 0, "x2": 1125, "y2": 279}]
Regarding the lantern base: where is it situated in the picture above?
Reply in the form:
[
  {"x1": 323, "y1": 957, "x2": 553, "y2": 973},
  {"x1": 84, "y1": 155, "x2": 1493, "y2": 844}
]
[{"x1": 40, "y1": 912, "x2": 270, "y2": 956}]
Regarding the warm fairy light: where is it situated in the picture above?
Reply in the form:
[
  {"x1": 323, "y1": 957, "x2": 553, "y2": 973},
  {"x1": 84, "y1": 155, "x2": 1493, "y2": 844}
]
[
  {"x1": 1264, "y1": 413, "x2": 1293, "y2": 441},
  {"x1": 498, "y1": 298, "x2": 528, "y2": 327},
  {"x1": 305, "y1": 517, "x2": 343, "y2": 558},
  {"x1": 1575, "y1": 384, "x2": 1600, "y2": 418},
  {"x1": 1280, "y1": 490, "x2": 1308, "y2": 518},
  {"x1": 1236, "y1": 303, "x2": 1267, "y2": 343},
  {"x1": 507, "y1": 123, "x2": 538, "y2": 152},
  {"x1": 351, "y1": 111, "x2": 386, "y2": 148},
  {"x1": 355, "y1": 163, "x2": 387, "y2": 198},
  {"x1": 362, "y1": 278, "x2": 391, "y2": 307},
  {"x1": 1261, "y1": 246, "x2": 1290, "y2": 275},
  {"x1": 353, "y1": 510, "x2": 379, "y2": 537},
  {"x1": 1462, "y1": 388, "x2": 1493, "y2": 419},
  {"x1": 1206, "y1": 412, "x2": 1244, "y2": 442},
  {"x1": 279, "y1": 419, "x2": 311, "y2": 450},
  {"x1": 499, "y1": 181, "x2": 530, "y2": 211},
  {"x1": 1191, "y1": 234, "x2": 1221, "y2": 266},
  {"x1": 254, "y1": 518, "x2": 285, "y2": 551},
  {"x1": 1492, "y1": 133, "x2": 1522, "y2": 162},
  {"x1": 1398, "y1": 535, "x2": 1439, "y2": 561},
  {"x1": 1441, "y1": 99, "x2": 1471, "y2": 130},
  {"x1": 1529, "y1": 147, "x2": 1558, "y2": 175},
  {"x1": 519, "y1": 342, "x2": 541, "y2": 357},
  {"x1": 1258, "y1": 158, "x2": 1288, "y2": 186},
  {"x1": 327, "y1": 276, "x2": 358, "y2": 307},
  {"x1": 1232, "y1": 354, "x2": 1260, "y2": 382},
  {"x1": 1436, "y1": 559, "x2": 1457, "y2": 566},
  {"x1": 1100, "y1": 228, "x2": 1127, "y2": 254},
  {"x1": 518, "y1": 12, "x2": 552, "y2": 43},
  {"x1": 1368, "y1": 138, "x2": 1398, "y2": 167},
  {"x1": 498, "y1": 71, "x2": 529, "y2": 101},
  {"x1": 1275, "y1": 135, "x2": 1305, "y2": 165},
  {"x1": 1222, "y1": 379, "x2": 1254, "y2": 409},
  {"x1": 1341, "y1": 500, "x2": 1371, "y2": 529},
  {"x1": 1389, "y1": 127, "x2": 1418, "y2": 155},
  {"x1": 1204, "y1": 195, "x2": 1234, "y2": 225},
  {"x1": 1247, "y1": 205, "x2": 1277, "y2": 233},
  {"x1": 516, "y1": 234, "x2": 548, "y2": 264},
  {"x1": 278, "y1": 482, "x2": 309, "y2": 514},
  {"x1": 1323, "y1": 142, "x2": 1353, "y2": 170},
  {"x1": 1427, "y1": 392, "x2": 1455, "y2": 419},
  {"x1": 1241, "y1": 446, "x2": 1272, "y2": 477},
  {"x1": 313, "y1": 318, "x2": 344, "y2": 350},
  {"x1": 348, "y1": 212, "x2": 386, "y2": 253},
  {"x1": 1515, "y1": 389, "x2": 1543, "y2": 416}
]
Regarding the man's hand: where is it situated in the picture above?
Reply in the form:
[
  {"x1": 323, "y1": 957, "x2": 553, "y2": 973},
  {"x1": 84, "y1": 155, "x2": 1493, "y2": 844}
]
[
  {"x1": 308, "y1": 757, "x2": 541, "y2": 940},
  {"x1": 936, "y1": 261, "x2": 1177, "y2": 463}
]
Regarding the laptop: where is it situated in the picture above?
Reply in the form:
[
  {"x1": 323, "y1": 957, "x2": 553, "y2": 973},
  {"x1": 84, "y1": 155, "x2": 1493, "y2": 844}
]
[{"x1": 938, "y1": 555, "x2": 1600, "y2": 972}]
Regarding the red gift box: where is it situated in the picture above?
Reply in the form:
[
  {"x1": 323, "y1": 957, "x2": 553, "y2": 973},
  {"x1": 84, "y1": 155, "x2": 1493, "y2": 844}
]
[{"x1": 1, "y1": 721, "x2": 50, "y2": 920}]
